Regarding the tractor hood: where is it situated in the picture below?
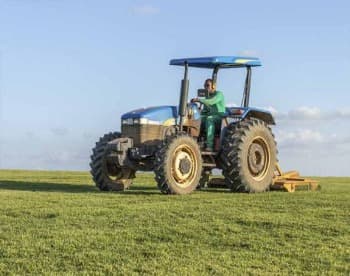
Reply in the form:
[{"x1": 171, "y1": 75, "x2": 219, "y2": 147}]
[{"x1": 121, "y1": 106, "x2": 177, "y2": 126}]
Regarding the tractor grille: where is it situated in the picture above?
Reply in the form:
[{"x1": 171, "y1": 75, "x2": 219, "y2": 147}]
[{"x1": 122, "y1": 125, "x2": 165, "y2": 146}]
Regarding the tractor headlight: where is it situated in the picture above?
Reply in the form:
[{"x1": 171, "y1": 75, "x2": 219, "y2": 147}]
[
  {"x1": 140, "y1": 118, "x2": 149, "y2": 124},
  {"x1": 124, "y1": 118, "x2": 149, "y2": 125},
  {"x1": 122, "y1": 118, "x2": 134, "y2": 125}
]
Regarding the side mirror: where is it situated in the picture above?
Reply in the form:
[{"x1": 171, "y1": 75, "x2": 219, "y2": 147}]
[{"x1": 197, "y1": 89, "x2": 209, "y2": 98}]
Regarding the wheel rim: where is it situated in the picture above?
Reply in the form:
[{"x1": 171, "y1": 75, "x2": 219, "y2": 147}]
[
  {"x1": 247, "y1": 136, "x2": 270, "y2": 181},
  {"x1": 171, "y1": 144, "x2": 198, "y2": 188}
]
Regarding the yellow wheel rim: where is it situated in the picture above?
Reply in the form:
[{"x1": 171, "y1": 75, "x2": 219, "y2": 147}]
[
  {"x1": 247, "y1": 136, "x2": 270, "y2": 181},
  {"x1": 171, "y1": 144, "x2": 198, "y2": 188}
]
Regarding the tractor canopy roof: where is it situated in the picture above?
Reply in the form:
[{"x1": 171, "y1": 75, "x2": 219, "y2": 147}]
[{"x1": 169, "y1": 56, "x2": 261, "y2": 68}]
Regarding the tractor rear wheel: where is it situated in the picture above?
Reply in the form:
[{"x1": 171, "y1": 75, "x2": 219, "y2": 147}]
[
  {"x1": 154, "y1": 134, "x2": 202, "y2": 194},
  {"x1": 220, "y1": 119, "x2": 277, "y2": 192},
  {"x1": 90, "y1": 132, "x2": 135, "y2": 191}
]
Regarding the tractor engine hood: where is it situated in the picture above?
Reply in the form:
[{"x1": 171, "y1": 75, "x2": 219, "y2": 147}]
[{"x1": 121, "y1": 106, "x2": 177, "y2": 126}]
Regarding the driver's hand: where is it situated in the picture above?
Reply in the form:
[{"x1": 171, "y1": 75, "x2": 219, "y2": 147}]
[{"x1": 191, "y1": 98, "x2": 199, "y2": 103}]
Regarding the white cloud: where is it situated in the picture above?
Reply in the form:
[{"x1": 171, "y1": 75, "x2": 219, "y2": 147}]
[
  {"x1": 331, "y1": 109, "x2": 350, "y2": 119},
  {"x1": 132, "y1": 4, "x2": 159, "y2": 15},
  {"x1": 274, "y1": 126, "x2": 350, "y2": 159},
  {"x1": 276, "y1": 129, "x2": 324, "y2": 148},
  {"x1": 268, "y1": 106, "x2": 350, "y2": 121},
  {"x1": 288, "y1": 106, "x2": 322, "y2": 120}
]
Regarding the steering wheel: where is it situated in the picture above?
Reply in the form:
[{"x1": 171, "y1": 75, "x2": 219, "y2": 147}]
[{"x1": 191, "y1": 99, "x2": 203, "y2": 112}]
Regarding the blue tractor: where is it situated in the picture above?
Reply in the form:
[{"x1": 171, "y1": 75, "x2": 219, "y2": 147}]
[{"x1": 90, "y1": 56, "x2": 277, "y2": 194}]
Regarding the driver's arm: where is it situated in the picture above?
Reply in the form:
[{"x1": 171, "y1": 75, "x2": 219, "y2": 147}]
[{"x1": 199, "y1": 92, "x2": 223, "y2": 106}]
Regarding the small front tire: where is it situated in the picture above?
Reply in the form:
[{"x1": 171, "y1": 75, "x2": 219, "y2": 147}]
[{"x1": 90, "y1": 132, "x2": 135, "y2": 191}]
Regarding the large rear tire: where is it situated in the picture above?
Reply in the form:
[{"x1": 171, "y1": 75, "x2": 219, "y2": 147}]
[
  {"x1": 220, "y1": 119, "x2": 277, "y2": 192},
  {"x1": 154, "y1": 134, "x2": 203, "y2": 195},
  {"x1": 90, "y1": 132, "x2": 135, "y2": 191}
]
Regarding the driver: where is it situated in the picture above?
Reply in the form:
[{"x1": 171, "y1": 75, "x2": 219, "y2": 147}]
[{"x1": 192, "y1": 78, "x2": 225, "y2": 151}]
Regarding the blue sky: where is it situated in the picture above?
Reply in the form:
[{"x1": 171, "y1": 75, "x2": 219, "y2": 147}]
[{"x1": 0, "y1": 0, "x2": 349, "y2": 175}]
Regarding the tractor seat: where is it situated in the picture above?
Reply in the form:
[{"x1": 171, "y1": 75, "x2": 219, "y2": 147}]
[
  {"x1": 221, "y1": 112, "x2": 229, "y2": 128},
  {"x1": 214, "y1": 114, "x2": 229, "y2": 135},
  {"x1": 222, "y1": 110, "x2": 229, "y2": 118}
]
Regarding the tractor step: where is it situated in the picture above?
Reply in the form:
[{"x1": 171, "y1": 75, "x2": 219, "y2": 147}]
[
  {"x1": 271, "y1": 164, "x2": 319, "y2": 192},
  {"x1": 201, "y1": 151, "x2": 217, "y2": 168},
  {"x1": 201, "y1": 151, "x2": 218, "y2": 155},
  {"x1": 207, "y1": 178, "x2": 227, "y2": 188},
  {"x1": 202, "y1": 163, "x2": 216, "y2": 168}
]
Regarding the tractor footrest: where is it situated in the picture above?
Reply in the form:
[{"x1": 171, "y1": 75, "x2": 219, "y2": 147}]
[
  {"x1": 202, "y1": 163, "x2": 216, "y2": 168},
  {"x1": 207, "y1": 178, "x2": 227, "y2": 188},
  {"x1": 201, "y1": 151, "x2": 218, "y2": 155}
]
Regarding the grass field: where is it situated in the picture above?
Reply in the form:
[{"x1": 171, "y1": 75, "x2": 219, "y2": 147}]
[{"x1": 0, "y1": 170, "x2": 349, "y2": 275}]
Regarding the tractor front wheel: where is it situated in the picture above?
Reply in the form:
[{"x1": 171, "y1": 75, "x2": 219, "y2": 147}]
[
  {"x1": 90, "y1": 132, "x2": 135, "y2": 191},
  {"x1": 154, "y1": 134, "x2": 203, "y2": 194}
]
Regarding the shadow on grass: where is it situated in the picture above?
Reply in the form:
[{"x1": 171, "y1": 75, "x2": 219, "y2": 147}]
[
  {"x1": 0, "y1": 180, "x2": 161, "y2": 194},
  {"x1": 199, "y1": 188, "x2": 231, "y2": 193},
  {"x1": 0, "y1": 180, "x2": 232, "y2": 195},
  {"x1": 123, "y1": 190, "x2": 161, "y2": 195},
  {"x1": 0, "y1": 180, "x2": 98, "y2": 193}
]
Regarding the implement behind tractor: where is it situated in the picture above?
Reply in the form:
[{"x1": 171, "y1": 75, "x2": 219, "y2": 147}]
[
  {"x1": 272, "y1": 164, "x2": 319, "y2": 192},
  {"x1": 208, "y1": 165, "x2": 319, "y2": 192},
  {"x1": 90, "y1": 55, "x2": 318, "y2": 194}
]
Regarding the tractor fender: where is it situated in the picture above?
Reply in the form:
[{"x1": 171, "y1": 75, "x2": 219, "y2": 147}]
[
  {"x1": 220, "y1": 108, "x2": 275, "y2": 150},
  {"x1": 241, "y1": 108, "x2": 275, "y2": 125},
  {"x1": 225, "y1": 107, "x2": 275, "y2": 125}
]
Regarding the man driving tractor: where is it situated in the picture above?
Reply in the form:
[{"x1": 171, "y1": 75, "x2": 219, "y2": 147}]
[{"x1": 192, "y1": 78, "x2": 225, "y2": 151}]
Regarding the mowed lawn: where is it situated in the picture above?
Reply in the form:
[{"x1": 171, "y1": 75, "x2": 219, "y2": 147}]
[{"x1": 0, "y1": 170, "x2": 349, "y2": 275}]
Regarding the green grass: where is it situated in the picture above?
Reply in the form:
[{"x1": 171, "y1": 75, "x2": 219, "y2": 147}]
[{"x1": 0, "y1": 170, "x2": 349, "y2": 275}]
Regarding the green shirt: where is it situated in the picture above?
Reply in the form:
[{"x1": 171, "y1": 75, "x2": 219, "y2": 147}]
[{"x1": 199, "y1": 90, "x2": 225, "y2": 115}]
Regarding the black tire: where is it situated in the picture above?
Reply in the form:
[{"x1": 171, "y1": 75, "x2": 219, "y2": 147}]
[
  {"x1": 154, "y1": 134, "x2": 203, "y2": 195},
  {"x1": 90, "y1": 132, "x2": 135, "y2": 191},
  {"x1": 220, "y1": 119, "x2": 277, "y2": 192}
]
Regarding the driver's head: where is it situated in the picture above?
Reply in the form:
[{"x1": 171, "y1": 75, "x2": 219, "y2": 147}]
[{"x1": 204, "y1": 79, "x2": 215, "y2": 94}]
